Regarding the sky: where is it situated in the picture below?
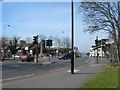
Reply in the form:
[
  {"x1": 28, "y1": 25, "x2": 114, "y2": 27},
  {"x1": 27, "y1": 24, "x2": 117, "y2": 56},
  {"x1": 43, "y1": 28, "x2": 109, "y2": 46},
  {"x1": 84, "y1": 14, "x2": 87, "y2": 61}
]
[{"x1": 1, "y1": 1, "x2": 108, "y2": 52}]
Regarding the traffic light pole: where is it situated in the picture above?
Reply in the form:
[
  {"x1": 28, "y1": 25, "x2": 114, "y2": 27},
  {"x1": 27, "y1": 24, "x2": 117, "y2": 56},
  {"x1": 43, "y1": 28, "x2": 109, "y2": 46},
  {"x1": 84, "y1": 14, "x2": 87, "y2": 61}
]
[
  {"x1": 37, "y1": 42, "x2": 39, "y2": 63},
  {"x1": 71, "y1": 0, "x2": 74, "y2": 74},
  {"x1": 48, "y1": 45, "x2": 50, "y2": 62},
  {"x1": 96, "y1": 36, "x2": 98, "y2": 64},
  {"x1": 36, "y1": 35, "x2": 39, "y2": 63}
]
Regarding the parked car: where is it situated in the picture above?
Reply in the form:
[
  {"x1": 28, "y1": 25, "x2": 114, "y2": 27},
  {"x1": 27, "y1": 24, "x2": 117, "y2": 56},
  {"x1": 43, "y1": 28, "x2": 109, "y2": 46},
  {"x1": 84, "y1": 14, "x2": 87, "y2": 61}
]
[
  {"x1": 19, "y1": 54, "x2": 34, "y2": 62},
  {"x1": 12, "y1": 54, "x2": 20, "y2": 59},
  {"x1": 58, "y1": 53, "x2": 72, "y2": 60}
]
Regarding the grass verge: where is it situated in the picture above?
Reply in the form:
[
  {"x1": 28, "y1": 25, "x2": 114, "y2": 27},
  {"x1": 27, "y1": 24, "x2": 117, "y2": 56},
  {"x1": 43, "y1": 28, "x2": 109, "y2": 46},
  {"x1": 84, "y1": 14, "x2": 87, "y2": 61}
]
[{"x1": 80, "y1": 66, "x2": 119, "y2": 88}]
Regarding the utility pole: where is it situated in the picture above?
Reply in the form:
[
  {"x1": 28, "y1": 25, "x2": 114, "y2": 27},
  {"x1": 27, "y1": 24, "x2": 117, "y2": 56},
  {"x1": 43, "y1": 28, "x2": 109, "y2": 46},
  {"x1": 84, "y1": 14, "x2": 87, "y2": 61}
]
[{"x1": 71, "y1": 0, "x2": 74, "y2": 74}]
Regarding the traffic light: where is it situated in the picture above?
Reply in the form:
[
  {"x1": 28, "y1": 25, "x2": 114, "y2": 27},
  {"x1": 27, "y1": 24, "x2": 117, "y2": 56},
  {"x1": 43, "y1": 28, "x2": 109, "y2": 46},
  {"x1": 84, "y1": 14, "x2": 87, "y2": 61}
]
[
  {"x1": 33, "y1": 36, "x2": 38, "y2": 44},
  {"x1": 49, "y1": 40, "x2": 52, "y2": 46},
  {"x1": 46, "y1": 39, "x2": 52, "y2": 46},
  {"x1": 46, "y1": 40, "x2": 49, "y2": 46}
]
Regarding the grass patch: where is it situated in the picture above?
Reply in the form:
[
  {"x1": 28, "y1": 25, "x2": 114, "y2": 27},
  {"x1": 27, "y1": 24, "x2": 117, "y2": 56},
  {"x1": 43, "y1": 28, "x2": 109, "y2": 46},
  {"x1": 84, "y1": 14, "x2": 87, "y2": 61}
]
[{"x1": 80, "y1": 66, "x2": 118, "y2": 88}]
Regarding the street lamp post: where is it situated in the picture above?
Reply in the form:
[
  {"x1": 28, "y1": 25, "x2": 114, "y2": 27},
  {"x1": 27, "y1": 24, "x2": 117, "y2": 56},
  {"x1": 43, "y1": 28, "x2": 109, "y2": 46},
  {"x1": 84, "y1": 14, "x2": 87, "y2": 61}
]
[
  {"x1": 71, "y1": 0, "x2": 74, "y2": 74},
  {"x1": 2, "y1": 24, "x2": 10, "y2": 57},
  {"x1": 3, "y1": 24, "x2": 10, "y2": 37}
]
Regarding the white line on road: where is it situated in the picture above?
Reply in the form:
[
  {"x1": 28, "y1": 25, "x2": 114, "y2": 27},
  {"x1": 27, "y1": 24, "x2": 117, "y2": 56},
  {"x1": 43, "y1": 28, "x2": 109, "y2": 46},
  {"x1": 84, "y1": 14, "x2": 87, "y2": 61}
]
[
  {"x1": 2, "y1": 74, "x2": 35, "y2": 81},
  {"x1": 67, "y1": 69, "x2": 80, "y2": 73}
]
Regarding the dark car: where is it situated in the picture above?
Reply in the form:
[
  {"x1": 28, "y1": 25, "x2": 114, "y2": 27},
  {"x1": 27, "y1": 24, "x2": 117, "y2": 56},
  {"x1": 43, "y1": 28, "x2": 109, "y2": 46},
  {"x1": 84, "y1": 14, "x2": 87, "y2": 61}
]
[
  {"x1": 19, "y1": 54, "x2": 34, "y2": 62},
  {"x1": 58, "y1": 53, "x2": 72, "y2": 60}
]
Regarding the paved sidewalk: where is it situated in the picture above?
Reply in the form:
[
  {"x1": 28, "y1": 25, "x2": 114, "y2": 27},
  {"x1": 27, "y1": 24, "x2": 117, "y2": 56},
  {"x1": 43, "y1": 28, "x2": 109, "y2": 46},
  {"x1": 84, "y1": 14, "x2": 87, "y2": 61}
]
[{"x1": 2, "y1": 63, "x2": 106, "y2": 88}]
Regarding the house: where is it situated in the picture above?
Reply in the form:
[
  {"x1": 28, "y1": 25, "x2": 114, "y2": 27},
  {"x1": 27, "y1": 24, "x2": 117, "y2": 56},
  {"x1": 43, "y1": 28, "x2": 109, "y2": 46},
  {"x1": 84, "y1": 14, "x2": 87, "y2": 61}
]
[{"x1": 2, "y1": 39, "x2": 57, "y2": 57}]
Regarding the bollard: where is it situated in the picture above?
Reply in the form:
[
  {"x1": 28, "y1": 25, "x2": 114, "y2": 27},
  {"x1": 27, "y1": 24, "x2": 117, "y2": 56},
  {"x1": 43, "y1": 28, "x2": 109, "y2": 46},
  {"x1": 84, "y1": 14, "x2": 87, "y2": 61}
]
[{"x1": 34, "y1": 55, "x2": 37, "y2": 63}]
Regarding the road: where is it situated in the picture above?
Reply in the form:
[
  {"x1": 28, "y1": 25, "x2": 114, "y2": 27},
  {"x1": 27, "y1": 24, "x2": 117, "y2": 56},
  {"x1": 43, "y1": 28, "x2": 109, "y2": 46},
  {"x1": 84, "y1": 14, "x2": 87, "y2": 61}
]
[{"x1": 1, "y1": 57, "x2": 109, "y2": 88}]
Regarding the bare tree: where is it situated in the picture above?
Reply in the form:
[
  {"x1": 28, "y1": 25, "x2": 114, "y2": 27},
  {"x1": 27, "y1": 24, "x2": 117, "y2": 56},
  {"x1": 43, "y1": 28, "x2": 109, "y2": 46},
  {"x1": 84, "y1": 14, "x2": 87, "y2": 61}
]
[
  {"x1": 1, "y1": 37, "x2": 9, "y2": 48},
  {"x1": 38, "y1": 34, "x2": 47, "y2": 41},
  {"x1": 78, "y1": 2, "x2": 120, "y2": 65},
  {"x1": 8, "y1": 36, "x2": 20, "y2": 59},
  {"x1": 62, "y1": 37, "x2": 71, "y2": 48},
  {"x1": 1, "y1": 36, "x2": 9, "y2": 56},
  {"x1": 53, "y1": 36, "x2": 62, "y2": 49}
]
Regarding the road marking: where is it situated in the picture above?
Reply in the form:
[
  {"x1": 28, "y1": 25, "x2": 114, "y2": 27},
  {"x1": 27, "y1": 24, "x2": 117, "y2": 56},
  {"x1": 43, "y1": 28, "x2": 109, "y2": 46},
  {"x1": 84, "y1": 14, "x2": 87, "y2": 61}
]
[
  {"x1": 2, "y1": 68, "x2": 69, "y2": 85},
  {"x1": 67, "y1": 69, "x2": 80, "y2": 73},
  {"x1": 2, "y1": 74, "x2": 34, "y2": 81}
]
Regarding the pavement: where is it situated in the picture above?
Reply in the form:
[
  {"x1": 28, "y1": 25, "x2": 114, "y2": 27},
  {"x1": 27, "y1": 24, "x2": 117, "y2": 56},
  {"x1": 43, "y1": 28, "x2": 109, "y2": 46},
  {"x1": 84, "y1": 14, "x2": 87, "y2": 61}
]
[{"x1": 2, "y1": 62, "x2": 107, "y2": 88}]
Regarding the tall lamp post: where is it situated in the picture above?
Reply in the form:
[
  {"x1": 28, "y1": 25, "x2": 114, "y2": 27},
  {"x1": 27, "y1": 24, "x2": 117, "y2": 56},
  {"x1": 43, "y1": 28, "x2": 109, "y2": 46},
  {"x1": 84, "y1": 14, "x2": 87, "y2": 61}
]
[
  {"x1": 2, "y1": 24, "x2": 10, "y2": 57},
  {"x1": 71, "y1": 0, "x2": 74, "y2": 74},
  {"x1": 3, "y1": 24, "x2": 10, "y2": 37}
]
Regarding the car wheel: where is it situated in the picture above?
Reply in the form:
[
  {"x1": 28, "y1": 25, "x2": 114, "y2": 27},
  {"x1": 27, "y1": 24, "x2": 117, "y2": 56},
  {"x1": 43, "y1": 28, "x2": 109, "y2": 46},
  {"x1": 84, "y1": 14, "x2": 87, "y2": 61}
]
[{"x1": 27, "y1": 59, "x2": 31, "y2": 62}]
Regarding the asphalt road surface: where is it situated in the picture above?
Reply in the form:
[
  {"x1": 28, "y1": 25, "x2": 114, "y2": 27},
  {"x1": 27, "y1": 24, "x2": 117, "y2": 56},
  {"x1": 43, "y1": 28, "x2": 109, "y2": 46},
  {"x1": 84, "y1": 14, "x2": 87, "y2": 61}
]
[
  {"x1": 2, "y1": 57, "x2": 108, "y2": 79},
  {"x1": 1, "y1": 57, "x2": 109, "y2": 88}
]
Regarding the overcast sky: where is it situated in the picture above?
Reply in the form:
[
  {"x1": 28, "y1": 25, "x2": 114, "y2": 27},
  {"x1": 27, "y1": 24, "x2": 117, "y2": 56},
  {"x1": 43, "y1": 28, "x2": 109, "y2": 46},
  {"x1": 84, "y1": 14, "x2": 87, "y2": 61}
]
[{"x1": 2, "y1": 1, "x2": 108, "y2": 52}]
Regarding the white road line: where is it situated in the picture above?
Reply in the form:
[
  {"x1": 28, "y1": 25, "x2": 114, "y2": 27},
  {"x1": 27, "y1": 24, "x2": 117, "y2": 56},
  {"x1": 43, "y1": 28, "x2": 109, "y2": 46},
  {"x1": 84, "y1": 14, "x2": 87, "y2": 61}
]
[
  {"x1": 2, "y1": 74, "x2": 35, "y2": 81},
  {"x1": 67, "y1": 69, "x2": 80, "y2": 73}
]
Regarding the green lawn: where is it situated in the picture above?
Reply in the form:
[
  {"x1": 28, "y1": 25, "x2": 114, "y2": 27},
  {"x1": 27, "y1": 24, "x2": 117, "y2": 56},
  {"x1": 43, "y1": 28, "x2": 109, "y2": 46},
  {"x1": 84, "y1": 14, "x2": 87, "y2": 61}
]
[{"x1": 80, "y1": 66, "x2": 119, "y2": 88}]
